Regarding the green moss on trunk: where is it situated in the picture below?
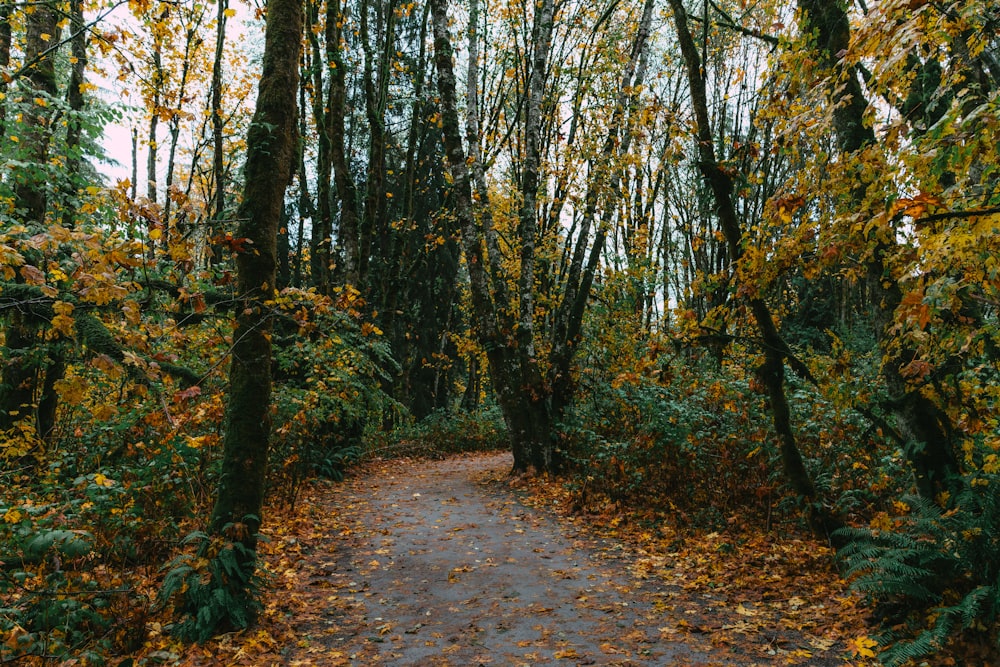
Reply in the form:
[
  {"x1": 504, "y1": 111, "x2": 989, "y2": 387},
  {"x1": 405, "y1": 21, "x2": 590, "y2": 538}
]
[{"x1": 208, "y1": 0, "x2": 302, "y2": 549}]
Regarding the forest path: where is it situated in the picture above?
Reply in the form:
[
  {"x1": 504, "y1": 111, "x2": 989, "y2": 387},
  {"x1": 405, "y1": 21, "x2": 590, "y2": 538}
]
[{"x1": 264, "y1": 453, "x2": 850, "y2": 666}]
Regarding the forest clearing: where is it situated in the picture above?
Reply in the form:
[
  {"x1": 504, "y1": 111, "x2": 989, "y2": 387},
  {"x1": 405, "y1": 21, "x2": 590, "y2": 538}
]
[{"x1": 1, "y1": 0, "x2": 999, "y2": 664}]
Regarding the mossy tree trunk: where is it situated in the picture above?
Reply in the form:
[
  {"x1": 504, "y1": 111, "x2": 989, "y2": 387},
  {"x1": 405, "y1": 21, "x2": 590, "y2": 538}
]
[
  {"x1": 0, "y1": 0, "x2": 10, "y2": 141},
  {"x1": 797, "y1": 0, "x2": 959, "y2": 499},
  {"x1": 1, "y1": 2, "x2": 60, "y2": 437},
  {"x1": 208, "y1": 0, "x2": 302, "y2": 548}
]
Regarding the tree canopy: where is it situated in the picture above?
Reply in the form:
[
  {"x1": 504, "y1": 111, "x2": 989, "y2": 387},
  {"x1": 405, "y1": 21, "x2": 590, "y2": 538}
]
[{"x1": 1, "y1": 0, "x2": 999, "y2": 663}]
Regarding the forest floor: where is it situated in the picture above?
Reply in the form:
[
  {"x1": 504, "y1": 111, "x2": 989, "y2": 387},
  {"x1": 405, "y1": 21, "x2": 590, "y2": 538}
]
[{"x1": 164, "y1": 452, "x2": 877, "y2": 666}]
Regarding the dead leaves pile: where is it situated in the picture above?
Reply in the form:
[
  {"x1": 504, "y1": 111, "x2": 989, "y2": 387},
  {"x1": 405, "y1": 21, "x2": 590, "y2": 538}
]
[
  {"x1": 499, "y1": 468, "x2": 882, "y2": 666},
  {"x1": 127, "y1": 454, "x2": 890, "y2": 666}
]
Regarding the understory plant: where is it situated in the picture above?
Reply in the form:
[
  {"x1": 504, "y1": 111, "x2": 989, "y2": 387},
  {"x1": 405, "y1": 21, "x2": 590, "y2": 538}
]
[{"x1": 838, "y1": 477, "x2": 1000, "y2": 665}]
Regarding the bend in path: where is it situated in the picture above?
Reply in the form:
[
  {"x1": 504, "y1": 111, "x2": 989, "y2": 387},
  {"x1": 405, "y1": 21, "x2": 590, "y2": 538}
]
[{"x1": 277, "y1": 453, "x2": 845, "y2": 666}]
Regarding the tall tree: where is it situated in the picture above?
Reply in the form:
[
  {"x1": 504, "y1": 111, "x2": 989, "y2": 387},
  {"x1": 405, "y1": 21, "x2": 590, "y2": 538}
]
[
  {"x1": 0, "y1": 0, "x2": 12, "y2": 142},
  {"x1": 433, "y1": 0, "x2": 656, "y2": 472},
  {"x1": 797, "y1": 0, "x2": 959, "y2": 499},
  {"x1": 665, "y1": 0, "x2": 838, "y2": 537},
  {"x1": 1, "y1": 1, "x2": 61, "y2": 436},
  {"x1": 208, "y1": 0, "x2": 302, "y2": 553}
]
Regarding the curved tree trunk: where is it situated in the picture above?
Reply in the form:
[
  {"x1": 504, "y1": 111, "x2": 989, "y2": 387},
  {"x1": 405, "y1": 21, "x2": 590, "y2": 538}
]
[{"x1": 667, "y1": 0, "x2": 840, "y2": 540}]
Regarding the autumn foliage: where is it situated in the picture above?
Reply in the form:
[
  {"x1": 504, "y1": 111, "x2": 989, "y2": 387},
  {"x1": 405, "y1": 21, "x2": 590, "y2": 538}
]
[{"x1": 2, "y1": 0, "x2": 1000, "y2": 664}]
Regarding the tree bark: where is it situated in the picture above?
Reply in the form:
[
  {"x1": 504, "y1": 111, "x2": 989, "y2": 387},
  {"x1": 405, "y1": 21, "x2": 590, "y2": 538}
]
[
  {"x1": 1, "y1": 1, "x2": 60, "y2": 439},
  {"x1": 305, "y1": 0, "x2": 333, "y2": 292},
  {"x1": 357, "y1": 0, "x2": 395, "y2": 289},
  {"x1": 208, "y1": 0, "x2": 228, "y2": 265},
  {"x1": 328, "y1": 0, "x2": 362, "y2": 286},
  {"x1": 208, "y1": 0, "x2": 302, "y2": 551},
  {"x1": 668, "y1": 0, "x2": 839, "y2": 539},
  {"x1": 798, "y1": 0, "x2": 959, "y2": 499},
  {"x1": 13, "y1": 1, "x2": 59, "y2": 225},
  {"x1": 0, "y1": 0, "x2": 10, "y2": 142}
]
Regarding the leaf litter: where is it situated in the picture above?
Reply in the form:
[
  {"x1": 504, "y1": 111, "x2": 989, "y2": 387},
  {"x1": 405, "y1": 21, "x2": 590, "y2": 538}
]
[{"x1": 150, "y1": 452, "x2": 878, "y2": 666}]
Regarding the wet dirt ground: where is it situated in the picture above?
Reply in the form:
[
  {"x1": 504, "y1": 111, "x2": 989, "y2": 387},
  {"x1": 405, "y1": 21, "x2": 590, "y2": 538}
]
[{"x1": 275, "y1": 453, "x2": 849, "y2": 666}]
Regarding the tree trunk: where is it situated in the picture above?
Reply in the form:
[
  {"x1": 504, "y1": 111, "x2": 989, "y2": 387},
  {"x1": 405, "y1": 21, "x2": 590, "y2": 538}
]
[
  {"x1": 797, "y1": 0, "x2": 959, "y2": 499},
  {"x1": 328, "y1": 0, "x2": 362, "y2": 286},
  {"x1": 208, "y1": 0, "x2": 301, "y2": 551},
  {"x1": 13, "y1": 1, "x2": 59, "y2": 225},
  {"x1": 146, "y1": 36, "x2": 163, "y2": 258},
  {"x1": 306, "y1": 0, "x2": 333, "y2": 293},
  {"x1": 668, "y1": 0, "x2": 839, "y2": 539},
  {"x1": 208, "y1": 0, "x2": 228, "y2": 265},
  {"x1": 358, "y1": 0, "x2": 395, "y2": 289},
  {"x1": 0, "y1": 0, "x2": 10, "y2": 142},
  {"x1": 62, "y1": 0, "x2": 87, "y2": 224},
  {"x1": 1, "y1": 2, "x2": 60, "y2": 438},
  {"x1": 430, "y1": 0, "x2": 526, "y2": 469},
  {"x1": 163, "y1": 20, "x2": 199, "y2": 243}
]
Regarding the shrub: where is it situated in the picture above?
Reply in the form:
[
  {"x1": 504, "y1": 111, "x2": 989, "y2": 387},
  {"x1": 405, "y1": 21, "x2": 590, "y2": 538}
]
[
  {"x1": 158, "y1": 529, "x2": 266, "y2": 643},
  {"x1": 838, "y1": 479, "x2": 1000, "y2": 666},
  {"x1": 370, "y1": 405, "x2": 508, "y2": 459}
]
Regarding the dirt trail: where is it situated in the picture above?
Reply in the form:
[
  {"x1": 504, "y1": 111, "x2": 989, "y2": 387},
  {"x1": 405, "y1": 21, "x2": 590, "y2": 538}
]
[{"x1": 275, "y1": 453, "x2": 845, "y2": 666}]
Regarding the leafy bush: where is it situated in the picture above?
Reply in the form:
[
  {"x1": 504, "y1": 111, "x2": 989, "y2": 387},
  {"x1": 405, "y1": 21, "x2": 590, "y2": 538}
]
[
  {"x1": 370, "y1": 405, "x2": 508, "y2": 459},
  {"x1": 562, "y1": 367, "x2": 779, "y2": 527},
  {"x1": 268, "y1": 287, "x2": 400, "y2": 504},
  {"x1": 158, "y1": 529, "x2": 266, "y2": 643},
  {"x1": 562, "y1": 349, "x2": 890, "y2": 531}
]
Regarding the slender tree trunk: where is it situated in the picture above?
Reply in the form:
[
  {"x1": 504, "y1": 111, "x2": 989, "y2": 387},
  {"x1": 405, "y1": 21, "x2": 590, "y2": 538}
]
[
  {"x1": 431, "y1": 0, "x2": 526, "y2": 470},
  {"x1": 294, "y1": 64, "x2": 313, "y2": 288},
  {"x1": 306, "y1": 0, "x2": 333, "y2": 292},
  {"x1": 130, "y1": 127, "x2": 139, "y2": 201},
  {"x1": 668, "y1": 0, "x2": 839, "y2": 539},
  {"x1": 13, "y1": 2, "x2": 59, "y2": 225},
  {"x1": 1, "y1": 2, "x2": 60, "y2": 438},
  {"x1": 209, "y1": 0, "x2": 228, "y2": 264},
  {"x1": 511, "y1": 0, "x2": 556, "y2": 471},
  {"x1": 328, "y1": 0, "x2": 362, "y2": 286},
  {"x1": 63, "y1": 0, "x2": 87, "y2": 216},
  {"x1": 209, "y1": 0, "x2": 302, "y2": 551},
  {"x1": 0, "y1": 0, "x2": 13, "y2": 142},
  {"x1": 549, "y1": 0, "x2": 655, "y2": 423},
  {"x1": 146, "y1": 38, "x2": 163, "y2": 258},
  {"x1": 163, "y1": 24, "x2": 198, "y2": 243},
  {"x1": 358, "y1": 0, "x2": 395, "y2": 289}
]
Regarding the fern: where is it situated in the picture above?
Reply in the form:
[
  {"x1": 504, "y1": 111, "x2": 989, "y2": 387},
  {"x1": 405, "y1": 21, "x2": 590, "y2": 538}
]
[
  {"x1": 837, "y1": 481, "x2": 1000, "y2": 665},
  {"x1": 159, "y1": 528, "x2": 267, "y2": 643}
]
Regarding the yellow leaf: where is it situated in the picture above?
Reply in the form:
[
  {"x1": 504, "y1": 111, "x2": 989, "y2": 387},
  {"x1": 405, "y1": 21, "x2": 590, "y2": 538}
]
[
  {"x1": 93, "y1": 473, "x2": 115, "y2": 488},
  {"x1": 847, "y1": 634, "x2": 878, "y2": 659}
]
